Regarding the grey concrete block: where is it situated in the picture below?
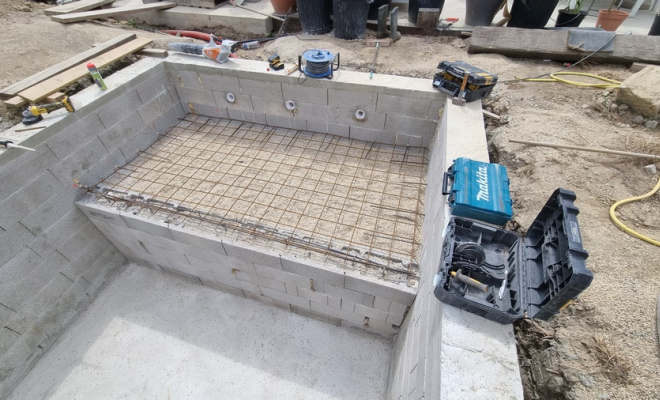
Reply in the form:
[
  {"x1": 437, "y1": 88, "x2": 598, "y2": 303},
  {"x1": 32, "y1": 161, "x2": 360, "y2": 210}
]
[
  {"x1": 363, "y1": 294, "x2": 376, "y2": 307},
  {"x1": 244, "y1": 291, "x2": 290, "y2": 311},
  {"x1": 0, "y1": 250, "x2": 68, "y2": 311},
  {"x1": 50, "y1": 138, "x2": 110, "y2": 186},
  {"x1": 199, "y1": 73, "x2": 240, "y2": 92},
  {"x1": 199, "y1": 277, "x2": 246, "y2": 298},
  {"x1": 118, "y1": 124, "x2": 159, "y2": 161},
  {"x1": 254, "y1": 264, "x2": 309, "y2": 287},
  {"x1": 328, "y1": 89, "x2": 378, "y2": 111},
  {"x1": 189, "y1": 103, "x2": 229, "y2": 119},
  {"x1": 28, "y1": 208, "x2": 89, "y2": 259},
  {"x1": 0, "y1": 171, "x2": 63, "y2": 231},
  {"x1": 265, "y1": 114, "x2": 278, "y2": 127},
  {"x1": 46, "y1": 113, "x2": 106, "y2": 160},
  {"x1": 292, "y1": 118, "x2": 307, "y2": 131},
  {"x1": 176, "y1": 86, "x2": 216, "y2": 106},
  {"x1": 57, "y1": 221, "x2": 99, "y2": 261},
  {"x1": 136, "y1": 72, "x2": 174, "y2": 105},
  {"x1": 328, "y1": 124, "x2": 350, "y2": 137},
  {"x1": 349, "y1": 126, "x2": 395, "y2": 145},
  {"x1": 354, "y1": 303, "x2": 389, "y2": 322},
  {"x1": 281, "y1": 257, "x2": 345, "y2": 287},
  {"x1": 211, "y1": 270, "x2": 260, "y2": 294},
  {"x1": 169, "y1": 69, "x2": 202, "y2": 89},
  {"x1": 428, "y1": 98, "x2": 445, "y2": 121},
  {"x1": 4, "y1": 273, "x2": 73, "y2": 334},
  {"x1": 384, "y1": 114, "x2": 437, "y2": 137},
  {"x1": 97, "y1": 90, "x2": 143, "y2": 129},
  {"x1": 235, "y1": 270, "x2": 285, "y2": 293},
  {"x1": 0, "y1": 328, "x2": 48, "y2": 399},
  {"x1": 344, "y1": 275, "x2": 415, "y2": 306},
  {"x1": 194, "y1": 252, "x2": 254, "y2": 275},
  {"x1": 223, "y1": 241, "x2": 281, "y2": 269},
  {"x1": 251, "y1": 96, "x2": 291, "y2": 117},
  {"x1": 239, "y1": 78, "x2": 282, "y2": 99},
  {"x1": 377, "y1": 94, "x2": 431, "y2": 119},
  {"x1": 324, "y1": 283, "x2": 364, "y2": 304},
  {"x1": 341, "y1": 299, "x2": 355, "y2": 312},
  {"x1": 213, "y1": 91, "x2": 253, "y2": 112},
  {"x1": 387, "y1": 312, "x2": 405, "y2": 325},
  {"x1": 137, "y1": 91, "x2": 174, "y2": 126},
  {"x1": 169, "y1": 259, "x2": 215, "y2": 281},
  {"x1": 121, "y1": 214, "x2": 175, "y2": 240},
  {"x1": 0, "y1": 223, "x2": 36, "y2": 267},
  {"x1": 0, "y1": 146, "x2": 58, "y2": 203},
  {"x1": 327, "y1": 295, "x2": 341, "y2": 309},
  {"x1": 60, "y1": 234, "x2": 112, "y2": 281},
  {"x1": 374, "y1": 297, "x2": 391, "y2": 311},
  {"x1": 338, "y1": 108, "x2": 385, "y2": 131},
  {"x1": 253, "y1": 113, "x2": 267, "y2": 125},
  {"x1": 139, "y1": 240, "x2": 190, "y2": 265},
  {"x1": 160, "y1": 265, "x2": 202, "y2": 285},
  {"x1": 83, "y1": 250, "x2": 125, "y2": 297},
  {"x1": 282, "y1": 83, "x2": 328, "y2": 105},
  {"x1": 169, "y1": 225, "x2": 227, "y2": 255},
  {"x1": 76, "y1": 202, "x2": 129, "y2": 228},
  {"x1": 390, "y1": 301, "x2": 408, "y2": 316},
  {"x1": 276, "y1": 116, "x2": 293, "y2": 129},
  {"x1": 0, "y1": 304, "x2": 16, "y2": 328},
  {"x1": 294, "y1": 102, "x2": 336, "y2": 123},
  {"x1": 227, "y1": 108, "x2": 243, "y2": 120},
  {"x1": 298, "y1": 287, "x2": 327, "y2": 305},
  {"x1": 363, "y1": 317, "x2": 398, "y2": 335},
  {"x1": 260, "y1": 286, "x2": 310, "y2": 309},
  {"x1": 98, "y1": 112, "x2": 145, "y2": 152},
  {"x1": 20, "y1": 187, "x2": 78, "y2": 237},
  {"x1": 284, "y1": 282, "x2": 298, "y2": 296},
  {"x1": 310, "y1": 300, "x2": 365, "y2": 326},
  {"x1": 291, "y1": 305, "x2": 330, "y2": 324},
  {"x1": 0, "y1": 248, "x2": 44, "y2": 301},
  {"x1": 0, "y1": 328, "x2": 20, "y2": 356}
]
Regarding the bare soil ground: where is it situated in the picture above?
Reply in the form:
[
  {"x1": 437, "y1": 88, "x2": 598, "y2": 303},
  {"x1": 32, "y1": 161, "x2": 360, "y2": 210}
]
[{"x1": 1, "y1": 2, "x2": 659, "y2": 399}]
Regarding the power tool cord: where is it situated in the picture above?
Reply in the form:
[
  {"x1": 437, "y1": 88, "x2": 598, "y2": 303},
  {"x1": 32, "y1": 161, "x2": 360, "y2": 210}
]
[{"x1": 609, "y1": 174, "x2": 660, "y2": 247}]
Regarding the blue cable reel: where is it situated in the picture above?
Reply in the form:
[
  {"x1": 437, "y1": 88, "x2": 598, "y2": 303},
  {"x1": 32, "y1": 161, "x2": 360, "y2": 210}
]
[{"x1": 298, "y1": 49, "x2": 340, "y2": 79}]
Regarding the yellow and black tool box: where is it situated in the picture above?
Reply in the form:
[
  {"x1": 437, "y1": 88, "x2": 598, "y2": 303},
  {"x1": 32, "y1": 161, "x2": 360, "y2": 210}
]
[{"x1": 432, "y1": 61, "x2": 498, "y2": 103}]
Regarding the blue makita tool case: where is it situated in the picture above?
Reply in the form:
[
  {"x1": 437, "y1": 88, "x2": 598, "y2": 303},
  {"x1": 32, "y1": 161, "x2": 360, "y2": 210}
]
[{"x1": 442, "y1": 158, "x2": 513, "y2": 226}]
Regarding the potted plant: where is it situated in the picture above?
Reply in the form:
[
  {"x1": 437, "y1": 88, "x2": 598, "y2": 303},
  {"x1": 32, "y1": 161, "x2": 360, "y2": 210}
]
[
  {"x1": 555, "y1": 0, "x2": 587, "y2": 27},
  {"x1": 465, "y1": 0, "x2": 506, "y2": 26},
  {"x1": 596, "y1": 0, "x2": 629, "y2": 31},
  {"x1": 507, "y1": 0, "x2": 561, "y2": 29}
]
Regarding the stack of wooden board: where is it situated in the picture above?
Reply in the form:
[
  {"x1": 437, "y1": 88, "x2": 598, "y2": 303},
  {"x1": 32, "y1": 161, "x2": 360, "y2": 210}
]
[
  {"x1": 49, "y1": 2, "x2": 176, "y2": 24},
  {"x1": 0, "y1": 34, "x2": 154, "y2": 107},
  {"x1": 44, "y1": 0, "x2": 116, "y2": 16}
]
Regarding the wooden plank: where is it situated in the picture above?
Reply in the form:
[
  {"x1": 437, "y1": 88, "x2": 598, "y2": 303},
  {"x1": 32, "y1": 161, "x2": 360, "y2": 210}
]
[
  {"x1": 135, "y1": 48, "x2": 169, "y2": 58},
  {"x1": 50, "y1": 2, "x2": 177, "y2": 24},
  {"x1": 18, "y1": 37, "x2": 153, "y2": 103},
  {"x1": 468, "y1": 26, "x2": 660, "y2": 65},
  {"x1": 0, "y1": 33, "x2": 136, "y2": 99},
  {"x1": 45, "y1": 92, "x2": 67, "y2": 103},
  {"x1": 416, "y1": 8, "x2": 440, "y2": 29},
  {"x1": 4, "y1": 97, "x2": 27, "y2": 107},
  {"x1": 44, "y1": 0, "x2": 115, "y2": 16},
  {"x1": 365, "y1": 38, "x2": 392, "y2": 47}
]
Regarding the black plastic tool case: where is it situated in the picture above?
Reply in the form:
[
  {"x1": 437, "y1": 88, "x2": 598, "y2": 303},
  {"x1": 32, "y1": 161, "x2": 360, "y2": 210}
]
[
  {"x1": 433, "y1": 188, "x2": 592, "y2": 324},
  {"x1": 432, "y1": 61, "x2": 498, "y2": 103}
]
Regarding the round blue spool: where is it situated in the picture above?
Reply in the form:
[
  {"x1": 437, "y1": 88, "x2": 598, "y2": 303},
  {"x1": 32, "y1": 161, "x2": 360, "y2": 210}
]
[{"x1": 301, "y1": 49, "x2": 335, "y2": 78}]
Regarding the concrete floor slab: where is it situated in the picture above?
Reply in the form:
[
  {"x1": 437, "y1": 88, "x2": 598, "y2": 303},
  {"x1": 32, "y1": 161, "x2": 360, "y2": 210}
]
[{"x1": 8, "y1": 264, "x2": 392, "y2": 400}]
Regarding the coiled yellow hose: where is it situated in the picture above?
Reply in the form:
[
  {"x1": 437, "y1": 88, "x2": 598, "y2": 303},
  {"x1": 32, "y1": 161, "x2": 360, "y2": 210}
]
[
  {"x1": 515, "y1": 72, "x2": 621, "y2": 88},
  {"x1": 609, "y1": 175, "x2": 660, "y2": 247}
]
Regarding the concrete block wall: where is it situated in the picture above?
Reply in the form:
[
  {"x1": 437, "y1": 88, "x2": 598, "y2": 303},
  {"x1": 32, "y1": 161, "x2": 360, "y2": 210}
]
[
  {"x1": 386, "y1": 100, "x2": 524, "y2": 399},
  {"x1": 164, "y1": 55, "x2": 444, "y2": 147},
  {"x1": 0, "y1": 58, "x2": 183, "y2": 398},
  {"x1": 77, "y1": 200, "x2": 416, "y2": 337}
]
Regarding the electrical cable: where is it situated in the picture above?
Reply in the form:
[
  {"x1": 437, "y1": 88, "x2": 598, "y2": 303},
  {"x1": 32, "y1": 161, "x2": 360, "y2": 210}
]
[
  {"x1": 515, "y1": 72, "x2": 621, "y2": 88},
  {"x1": 609, "y1": 174, "x2": 660, "y2": 247}
]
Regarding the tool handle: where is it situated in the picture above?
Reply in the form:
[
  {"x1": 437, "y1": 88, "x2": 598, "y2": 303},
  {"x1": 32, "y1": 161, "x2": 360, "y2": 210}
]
[
  {"x1": 452, "y1": 270, "x2": 488, "y2": 292},
  {"x1": 442, "y1": 171, "x2": 452, "y2": 195},
  {"x1": 168, "y1": 42, "x2": 204, "y2": 55}
]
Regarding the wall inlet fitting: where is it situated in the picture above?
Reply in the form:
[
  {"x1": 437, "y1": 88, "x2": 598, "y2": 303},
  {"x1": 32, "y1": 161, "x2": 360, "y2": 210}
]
[
  {"x1": 285, "y1": 100, "x2": 296, "y2": 111},
  {"x1": 226, "y1": 93, "x2": 236, "y2": 103},
  {"x1": 355, "y1": 109, "x2": 366, "y2": 121}
]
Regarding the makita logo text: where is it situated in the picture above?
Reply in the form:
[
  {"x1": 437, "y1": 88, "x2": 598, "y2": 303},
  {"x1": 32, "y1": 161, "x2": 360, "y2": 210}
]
[{"x1": 476, "y1": 166, "x2": 489, "y2": 201}]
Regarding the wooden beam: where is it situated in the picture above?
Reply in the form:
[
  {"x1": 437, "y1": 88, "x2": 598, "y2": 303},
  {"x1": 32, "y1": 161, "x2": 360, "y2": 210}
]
[
  {"x1": 135, "y1": 48, "x2": 169, "y2": 58},
  {"x1": 51, "y1": 2, "x2": 177, "y2": 24},
  {"x1": 365, "y1": 38, "x2": 392, "y2": 47},
  {"x1": 18, "y1": 37, "x2": 153, "y2": 103},
  {"x1": 416, "y1": 8, "x2": 440, "y2": 29},
  {"x1": 469, "y1": 26, "x2": 660, "y2": 65},
  {"x1": 44, "y1": 0, "x2": 115, "y2": 16},
  {"x1": 0, "y1": 34, "x2": 136, "y2": 99},
  {"x1": 4, "y1": 97, "x2": 27, "y2": 107}
]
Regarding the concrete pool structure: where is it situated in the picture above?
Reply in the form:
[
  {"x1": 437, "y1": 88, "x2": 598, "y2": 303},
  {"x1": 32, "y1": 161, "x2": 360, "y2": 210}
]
[{"x1": 0, "y1": 54, "x2": 523, "y2": 398}]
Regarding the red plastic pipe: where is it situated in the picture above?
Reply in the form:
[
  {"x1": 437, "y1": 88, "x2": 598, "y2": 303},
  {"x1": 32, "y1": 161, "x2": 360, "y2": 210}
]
[{"x1": 160, "y1": 30, "x2": 222, "y2": 44}]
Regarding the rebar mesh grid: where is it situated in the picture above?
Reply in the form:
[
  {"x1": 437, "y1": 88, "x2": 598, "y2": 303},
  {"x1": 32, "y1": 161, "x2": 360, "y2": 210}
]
[{"x1": 93, "y1": 114, "x2": 428, "y2": 279}]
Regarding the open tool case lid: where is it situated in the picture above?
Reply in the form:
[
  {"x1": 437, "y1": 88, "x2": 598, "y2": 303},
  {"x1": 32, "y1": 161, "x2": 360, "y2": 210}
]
[{"x1": 434, "y1": 188, "x2": 593, "y2": 324}]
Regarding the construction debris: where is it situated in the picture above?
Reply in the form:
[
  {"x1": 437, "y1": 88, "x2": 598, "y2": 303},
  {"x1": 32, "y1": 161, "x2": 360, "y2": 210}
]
[{"x1": 617, "y1": 66, "x2": 660, "y2": 118}]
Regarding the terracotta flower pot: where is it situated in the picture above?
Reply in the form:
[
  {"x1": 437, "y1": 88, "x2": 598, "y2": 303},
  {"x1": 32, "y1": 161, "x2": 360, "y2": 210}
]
[
  {"x1": 596, "y1": 9, "x2": 629, "y2": 31},
  {"x1": 271, "y1": 0, "x2": 294, "y2": 15}
]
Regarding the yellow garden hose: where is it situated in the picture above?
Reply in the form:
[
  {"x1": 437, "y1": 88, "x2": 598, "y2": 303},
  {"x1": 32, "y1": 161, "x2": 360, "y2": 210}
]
[
  {"x1": 515, "y1": 72, "x2": 621, "y2": 89},
  {"x1": 609, "y1": 175, "x2": 660, "y2": 247}
]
